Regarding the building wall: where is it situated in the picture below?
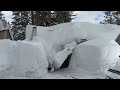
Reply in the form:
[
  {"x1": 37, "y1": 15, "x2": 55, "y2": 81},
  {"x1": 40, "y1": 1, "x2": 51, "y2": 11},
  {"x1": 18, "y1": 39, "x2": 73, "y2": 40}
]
[{"x1": 0, "y1": 30, "x2": 8, "y2": 39}]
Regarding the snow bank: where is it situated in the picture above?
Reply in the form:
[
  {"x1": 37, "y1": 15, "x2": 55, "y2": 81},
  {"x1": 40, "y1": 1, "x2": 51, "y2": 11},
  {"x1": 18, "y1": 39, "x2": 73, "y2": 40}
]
[
  {"x1": 25, "y1": 22, "x2": 120, "y2": 72},
  {"x1": 26, "y1": 22, "x2": 120, "y2": 55},
  {"x1": 36, "y1": 22, "x2": 120, "y2": 42},
  {"x1": 69, "y1": 39, "x2": 120, "y2": 74},
  {"x1": 25, "y1": 22, "x2": 120, "y2": 56},
  {"x1": 36, "y1": 22, "x2": 86, "y2": 48},
  {"x1": 0, "y1": 39, "x2": 49, "y2": 78},
  {"x1": 0, "y1": 39, "x2": 13, "y2": 71},
  {"x1": 10, "y1": 41, "x2": 48, "y2": 77}
]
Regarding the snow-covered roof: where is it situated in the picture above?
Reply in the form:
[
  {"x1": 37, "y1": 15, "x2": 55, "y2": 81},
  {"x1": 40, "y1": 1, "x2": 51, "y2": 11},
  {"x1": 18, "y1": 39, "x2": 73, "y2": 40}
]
[{"x1": 0, "y1": 18, "x2": 10, "y2": 31}]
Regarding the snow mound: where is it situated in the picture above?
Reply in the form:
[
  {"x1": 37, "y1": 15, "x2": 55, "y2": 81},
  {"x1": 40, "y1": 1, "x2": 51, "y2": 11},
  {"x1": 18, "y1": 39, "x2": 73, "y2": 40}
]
[
  {"x1": 36, "y1": 22, "x2": 120, "y2": 42},
  {"x1": 25, "y1": 22, "x2": 120, "y2": 72},
  {"x1": 69, "y1": 39, "x2": 120, "y2": 74},
  {"x1": 26, "y1": 22, "x2": 120, "y2": 57},
  {"x1": 0, "y1": 39, "x2": 14, "y2": 71},
  {"x1": 32, "y1": 36, "x2": 52, "y2": 56},
  {"x1": 11, "y1": 41, "x2": 48, "y2": 77}
]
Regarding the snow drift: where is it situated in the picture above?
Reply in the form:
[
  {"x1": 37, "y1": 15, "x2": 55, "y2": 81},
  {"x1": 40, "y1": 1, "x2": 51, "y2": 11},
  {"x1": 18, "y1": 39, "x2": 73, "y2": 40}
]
[
  {"x1": 30, "y1": 22, "x2": 120, "y2": 41},
  {"x1": 0, "y1": 39, "x2": 48, "y2": 78},
  {"x1": 11, "y1": 40, "x2": 48, "y2": 77},
  {"x1": 0, "y1": 22, "x2": 120, "y2": 78},
  {"x1": 25, "y1": 22, "x2": 120, "y2": 72},
  {"x1": 0, "y1": 39, "x2": 13, "y2": 71},
  {"x1": 69, "y1": 39, "x2": 120, "y2": 74},
  {"x1": 26, "y1": 22, "x2": 120, "y2": 55}
]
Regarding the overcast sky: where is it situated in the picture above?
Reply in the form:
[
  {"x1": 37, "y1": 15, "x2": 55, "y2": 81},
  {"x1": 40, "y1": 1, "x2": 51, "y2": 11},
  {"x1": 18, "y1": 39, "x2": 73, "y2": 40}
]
[{"x1": 2, "y1": 11, "x2": 105, "y2": 24}]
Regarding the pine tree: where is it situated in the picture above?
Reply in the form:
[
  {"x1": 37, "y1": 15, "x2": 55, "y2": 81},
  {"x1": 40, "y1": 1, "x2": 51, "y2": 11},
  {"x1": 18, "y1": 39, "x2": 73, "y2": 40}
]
[
  {"x1": 11, "y1": 11, "x2": 30, "y2": 40},
  {"x1": 0, "y1": 11, "x2": 3, "y2": 19},
  {"x1": 11, "y1": 11, "x2": 76, "y2": 40},
  {"x1": 100, "y1": 11, "x2": 116, "y2": 24},
  {"x1": 30, "y1": 11, "x2": 48, "y2": 26},
  {"x1": 112, "y1": 11, "x2": 120, "y2": 25},
  {"x1": 30, "y1": 11, "x2": 76, "y2": 26},
  {"x1": 11, "y1": 11, "x2": 21, "y2": 33},
  {"x1": 100, "y1": 11, "x2": 120, "y2": 25},
  {"x1": 51, "y1": 11, "x2": 75, "y2": 25}
]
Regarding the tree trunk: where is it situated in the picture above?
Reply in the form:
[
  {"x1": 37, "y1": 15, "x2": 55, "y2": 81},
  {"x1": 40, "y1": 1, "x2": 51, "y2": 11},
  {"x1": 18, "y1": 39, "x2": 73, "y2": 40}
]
[
  {"x1": 48, "y1": 11, "x2": 51, "y2": 26},
  {"x1": 31, "y1": 11, "x2": 34, "y2": 25}
]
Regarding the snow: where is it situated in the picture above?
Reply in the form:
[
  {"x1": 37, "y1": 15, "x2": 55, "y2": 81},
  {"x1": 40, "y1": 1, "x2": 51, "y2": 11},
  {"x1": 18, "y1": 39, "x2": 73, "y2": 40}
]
[
  {"x1": 24, "y1": 22, "x2": 120, "y2": 79},
  {"x1": 0, "y1": 39, "x2": 48, "y2": 78},
  {"x1": 26, "y1": 22, "x2": 120, "y2": 53},
  {"x1": 0, "y1": 22, "x2": 120, "y2": 79},
  {"x1": 25, "y1": 25, "x2": 36, "y2": 41},
  {"x1": 35, "y1": 22, "x2": 120, "y2": 41},
  {"x1": 10, "y1": 40, "x2": 48, "y2": 77},
  {"x1": 106, "y1": 58, "x2": 120, "y2": 79},
  {"x1": 47, "y1": 41, "x2": 77, "y2": 72},
  {"x1": 25, "y1": 22, "x2": 120, "y2": 59},
  {"x1": 69, "y1": 39, "x2": 120, "y2": 75},
  {"x1": 0, "y1": 39, "x2": 13, "y2": 71}
]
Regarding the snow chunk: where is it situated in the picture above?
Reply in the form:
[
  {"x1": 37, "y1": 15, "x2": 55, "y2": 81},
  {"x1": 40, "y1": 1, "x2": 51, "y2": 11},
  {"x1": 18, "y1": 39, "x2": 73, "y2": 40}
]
[
  {"x1": 0, "y1": 39, "x2": 13, "y2": 71},
  {"x1": 26, "y1": 22, "x2": 120, "y2": 57},
  {"x1": 49, "y1": 41, "x2": 77, "y2": 70},
  {"x1": 69, "y1": 39, "x2": 120, "y2": 74},
  {"x1": 64, "y1": 41, "x2": 77, "y2": 51},
  {"x1": 11, "y1": 41, "x2": 48, "y2": 77}
]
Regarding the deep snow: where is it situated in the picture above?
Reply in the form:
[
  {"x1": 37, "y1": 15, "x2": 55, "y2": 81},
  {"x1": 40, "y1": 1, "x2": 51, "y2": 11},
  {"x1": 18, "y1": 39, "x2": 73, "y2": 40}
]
[
  {"x1": 69, "y1": 39, "x2": 120, "y2": 75},
  {"x1": 0, "y1": 22, "x2": 120, "y2": 79},
  {"x1": 0, "y1": 39, "x2": 48, "y2": 78}
]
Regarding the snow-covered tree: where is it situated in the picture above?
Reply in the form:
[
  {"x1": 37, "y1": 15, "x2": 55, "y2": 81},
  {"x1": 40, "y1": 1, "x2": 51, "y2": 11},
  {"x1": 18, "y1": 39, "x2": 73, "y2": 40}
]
[
  {"x1": 30, "y1": 11, "x2": 76, "y2": 26},
  {"x1": 99, "y1": 11, "x2": 120, "y2": 25},
  {"x1": 112, "y1": 11, "x2": 120, "y2": 25},
  {"x1": 30, "y1": 11, "x2": 49, "y2": 26},
  {"x1": 0, "y1": 11, "x2": 3, "y2": 19},
  {"x1": 51, "y1": 11, "x2": 76, "y2": 25},
  {"x1": 11, "y1": 11, "x2": 30, "y2": 40},
  {"x1": 100, "y1": 11, "x2": 116, "y2": 24}
]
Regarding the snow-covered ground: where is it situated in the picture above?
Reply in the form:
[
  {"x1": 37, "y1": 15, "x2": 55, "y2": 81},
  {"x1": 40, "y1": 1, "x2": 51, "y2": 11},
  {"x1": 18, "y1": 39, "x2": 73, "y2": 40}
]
[{"x1": 0, "y1": 22, "x2": 120, "y2": 79}]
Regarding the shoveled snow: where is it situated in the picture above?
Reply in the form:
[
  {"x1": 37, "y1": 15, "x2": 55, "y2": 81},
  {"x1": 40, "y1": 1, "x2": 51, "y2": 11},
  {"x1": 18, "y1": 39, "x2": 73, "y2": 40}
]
[
  {"x1": 0, "y1": 39, "x2": 13, "y2": 71},
  {"x1": 0, "y1": 22, "x2": 120, "y2": 79},
  {"x1": 35, "y1": 22, "x2": 120, "y2": 42},
  {"x1": 48, "y1": 41, "x2": 77, "y2": 71},
  {"x1": 69, "y1": 39, "x2": 120, "y2": 75},
  {"x1": 10, "y1": 40, "x2": 48, "y2": 77},
  {"x1": 0, "y1": 39, "x2": 48, "y2": 78}
]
